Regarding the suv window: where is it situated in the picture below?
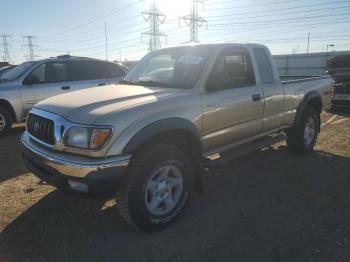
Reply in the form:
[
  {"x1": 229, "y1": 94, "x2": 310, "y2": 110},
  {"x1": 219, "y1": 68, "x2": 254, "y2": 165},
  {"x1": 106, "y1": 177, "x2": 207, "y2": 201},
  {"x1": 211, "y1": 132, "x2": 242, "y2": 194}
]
[
  {"x1": 105, "y1": 62, "x2": 125, "y2": 78},
  {"x1": 26, "y1": 62, "x2": 69, "y2": 84},
  {"x1": 67, "y1": 60, "x2": 124, "y2": 81},
  {"x1": 253, "y1": 48, "x2": 274, "y2": 84},
  {"x1": 209, "y1": 49, "x2": 255, "y2": 91},
  {"x1": 67, "y1": 60, "x2": 100, "y2": 81}
]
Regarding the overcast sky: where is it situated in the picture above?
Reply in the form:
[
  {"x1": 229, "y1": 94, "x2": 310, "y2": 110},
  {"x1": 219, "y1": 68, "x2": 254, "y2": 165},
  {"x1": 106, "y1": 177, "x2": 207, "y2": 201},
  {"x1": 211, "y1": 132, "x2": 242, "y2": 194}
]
[{"x1": 1, "y1": 0, "x2": 350, "y2": 64}]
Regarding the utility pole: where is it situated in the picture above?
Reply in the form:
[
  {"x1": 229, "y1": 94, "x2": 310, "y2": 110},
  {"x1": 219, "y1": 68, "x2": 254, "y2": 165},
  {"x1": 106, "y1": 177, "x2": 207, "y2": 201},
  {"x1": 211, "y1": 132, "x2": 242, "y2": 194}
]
[
  {"x1": 104, "y1": 23, "x2": 108, "y2": 61},
  {"x1": 179, "y1": 0, "x2": 207, "y2": 43},
  {"x1": 141, "y1": 0, "x2": 167, "y2": 51},
  {"x1": 0, "y1": 34, "x2": 11, "y2": 63},
  {"x1": 326, "y1": 44, "x2": 335, "y2": 54},
  {"x1": 306, "y1": 33, "x2": 311, "y2": 54},
  {"x1": 23, "y1": 35, "x2": 38, "y2": 60}
]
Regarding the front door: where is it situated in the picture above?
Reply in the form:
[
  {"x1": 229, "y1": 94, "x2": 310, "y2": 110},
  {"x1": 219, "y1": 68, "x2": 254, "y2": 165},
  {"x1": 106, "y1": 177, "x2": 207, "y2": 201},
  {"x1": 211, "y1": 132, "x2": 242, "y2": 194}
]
[
  {"x1": 20, "y1": 61, "x2": 71, "y2": 116},
  {"x1": 202, "y1": 48, "x2": 264, "y2": 153}
]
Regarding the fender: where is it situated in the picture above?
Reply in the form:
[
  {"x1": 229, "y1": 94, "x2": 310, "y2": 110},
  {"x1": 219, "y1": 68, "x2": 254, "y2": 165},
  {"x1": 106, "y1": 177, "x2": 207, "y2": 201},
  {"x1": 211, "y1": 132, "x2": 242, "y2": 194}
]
[
  {"x1": 0, "y1": 98, "x2": 17, "y2": 122},
  {"x1": 123, "y1": 117, "x2": 202, "y2": 154},
  {"x1": 292, "y1": 90, "x2": 322, "y2": 129}
]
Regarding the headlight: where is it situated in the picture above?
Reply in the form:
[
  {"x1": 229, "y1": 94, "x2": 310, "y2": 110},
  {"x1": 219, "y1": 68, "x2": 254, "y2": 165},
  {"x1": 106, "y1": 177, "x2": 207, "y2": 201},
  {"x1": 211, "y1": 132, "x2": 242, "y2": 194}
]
[{"x1": 64, "y1": 126, "x2": 112, "y2": 150}]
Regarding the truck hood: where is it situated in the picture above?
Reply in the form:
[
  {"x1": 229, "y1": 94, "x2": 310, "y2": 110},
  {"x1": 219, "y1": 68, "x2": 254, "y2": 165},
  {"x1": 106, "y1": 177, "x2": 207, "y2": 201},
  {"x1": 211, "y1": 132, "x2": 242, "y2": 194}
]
[{"x1": 35, "y1": 84, "x2": 183, "y2": 124}]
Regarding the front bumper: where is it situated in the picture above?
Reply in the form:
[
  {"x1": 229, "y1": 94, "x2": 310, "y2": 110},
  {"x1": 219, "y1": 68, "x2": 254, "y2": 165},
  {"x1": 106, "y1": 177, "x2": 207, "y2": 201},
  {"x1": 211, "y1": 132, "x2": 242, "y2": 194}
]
[{"x1": 21, "y1": 132, "x2": 130, "y2": 197}]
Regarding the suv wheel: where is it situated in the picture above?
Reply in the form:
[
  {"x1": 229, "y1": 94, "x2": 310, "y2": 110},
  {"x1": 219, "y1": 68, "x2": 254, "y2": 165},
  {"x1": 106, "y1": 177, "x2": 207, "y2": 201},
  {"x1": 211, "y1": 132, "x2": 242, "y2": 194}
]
[
  {"x1": 0, "y1": 107, "x2": 12, "y2": 136},
  {"x1": 286, "y1": 107, "x2": 320, "y2": 153},
  {"x1": 116, "y1": 144, "x2": 194, "y2": 232}
]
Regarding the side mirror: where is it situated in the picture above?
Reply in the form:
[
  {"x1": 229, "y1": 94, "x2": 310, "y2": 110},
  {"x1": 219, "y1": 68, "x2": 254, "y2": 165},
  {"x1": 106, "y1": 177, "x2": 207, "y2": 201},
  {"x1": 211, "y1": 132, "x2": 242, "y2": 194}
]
[{"x1": 24, "y1": 75, "x2": 40, "y2": 85}]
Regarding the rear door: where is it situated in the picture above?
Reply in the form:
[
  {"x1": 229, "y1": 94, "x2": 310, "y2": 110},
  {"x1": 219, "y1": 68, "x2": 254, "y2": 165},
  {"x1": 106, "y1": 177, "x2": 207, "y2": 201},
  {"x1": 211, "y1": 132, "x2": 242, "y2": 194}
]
[
  {"x1": 253, "y1": 47, "x2": 285, "y2": 132},
  {"x1": 20, "y1": 61, "x2": 71, "y2": 115},
  {"x1": 202, "y1": 48, "x2": 264, "y2": 152},
  {"x1": 66, "y1": 60, "x2": 109, "y2": 91}
]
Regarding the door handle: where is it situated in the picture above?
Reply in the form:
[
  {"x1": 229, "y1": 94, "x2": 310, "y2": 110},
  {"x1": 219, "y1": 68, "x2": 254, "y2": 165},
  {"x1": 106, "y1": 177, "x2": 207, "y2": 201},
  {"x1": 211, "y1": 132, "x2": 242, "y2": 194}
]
[
  {"x1": 252, "y1": 94, "x2": 262, "y2": 102},
  {"x1": 61, "y1": 86, "x2": 71, "y2": 90},
  {"x1": 98, "y1": 83, "x2": 106, "y2": 86}
]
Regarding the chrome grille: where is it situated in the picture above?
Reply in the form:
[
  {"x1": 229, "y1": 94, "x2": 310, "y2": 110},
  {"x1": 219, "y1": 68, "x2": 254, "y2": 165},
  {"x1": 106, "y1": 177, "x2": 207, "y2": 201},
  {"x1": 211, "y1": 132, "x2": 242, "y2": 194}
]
[{"x1": 27, "y1": 114, "x2": 55, "y2": 145}]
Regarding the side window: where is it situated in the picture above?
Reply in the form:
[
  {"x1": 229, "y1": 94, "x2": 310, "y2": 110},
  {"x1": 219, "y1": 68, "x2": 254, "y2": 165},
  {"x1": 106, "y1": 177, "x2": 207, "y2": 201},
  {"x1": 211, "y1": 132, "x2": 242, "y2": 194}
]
[
  {"x1": 105, "y1": 63, "x2": 125, "y2": 78},
  {"x1": 89, "y1": 61, "x2": 108, "y2": 79},
  {"x1": 253, "y1": 48, "x2": 274, "y2": 84},
  {"x1": 209, "y1": 50, "x2": 255, "y2": 91},
  {"x1": 25, "y1": 62, "x2": 69, "y2": 84},
  {"x1": 46, "y1": 62, "x2": 69, "y2": 83},
  {"x1": 67, "y1": 60, "x2": 106, "y2": 81},
  {"x1": 28, "y1": 63, "x2": 46, "y2": 83}
]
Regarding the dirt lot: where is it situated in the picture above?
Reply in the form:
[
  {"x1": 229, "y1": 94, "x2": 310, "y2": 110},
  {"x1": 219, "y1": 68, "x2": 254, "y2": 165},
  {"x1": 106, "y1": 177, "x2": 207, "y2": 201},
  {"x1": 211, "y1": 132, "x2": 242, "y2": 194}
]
[{"x1": 0, "y1": 111, "x2": 350, "y2": 262}]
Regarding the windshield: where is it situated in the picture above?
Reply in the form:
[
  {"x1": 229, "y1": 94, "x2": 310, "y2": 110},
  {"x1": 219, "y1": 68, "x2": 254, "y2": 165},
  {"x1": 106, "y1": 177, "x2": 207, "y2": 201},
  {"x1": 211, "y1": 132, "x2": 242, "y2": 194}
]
[
  {"x1": 123, "y1": 46, "x2": 211, "y2": 89},
  {"x1": 0, "y1": 62, "x2": 34, "y2": 81}
]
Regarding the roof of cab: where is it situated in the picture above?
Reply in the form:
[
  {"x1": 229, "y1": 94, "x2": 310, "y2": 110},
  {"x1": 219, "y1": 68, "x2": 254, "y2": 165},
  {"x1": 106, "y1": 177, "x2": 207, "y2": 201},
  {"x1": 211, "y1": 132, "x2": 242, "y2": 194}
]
[{"x1": 156, "y1": 42, "x2": 268, "y2": 51}]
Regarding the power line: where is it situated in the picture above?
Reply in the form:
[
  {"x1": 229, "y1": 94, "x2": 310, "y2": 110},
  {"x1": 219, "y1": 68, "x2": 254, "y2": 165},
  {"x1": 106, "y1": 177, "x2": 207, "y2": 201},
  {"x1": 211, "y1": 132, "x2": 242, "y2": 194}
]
[
  {"x1": 209, "y1": 12, "x2": 350, "y2": 27},
  {"x1": 0, "y1": 34, "x2": 11, "y2": 63},
  {"x1": 208, "y1": 0, "x2": 350, "y2": 14},
  {"x1": 42, "y1": 1, "x2": 139, "y2": 39},
  {"x1": 179, "y1": 0, "x2": 207, "y2": 43},
  {"x1": 205, "y1": 4, "x2": 350, "y2": 21},
  {"x1": 141, "y1": 0, "x2": 167, "y2": 51}
]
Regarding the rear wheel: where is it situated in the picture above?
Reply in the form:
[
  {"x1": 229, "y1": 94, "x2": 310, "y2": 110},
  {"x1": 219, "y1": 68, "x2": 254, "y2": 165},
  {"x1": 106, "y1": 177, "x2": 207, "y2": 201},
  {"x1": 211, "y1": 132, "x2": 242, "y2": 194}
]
[
  {"x1": 286, "y1": 107, "x2": 320, "y2": 153},
  {"x1": 116, "y1": 144, "x2": 194, "y2": 232},
  {"x1": 0, "y1": 107, "x2": 12, "y2": 136}
]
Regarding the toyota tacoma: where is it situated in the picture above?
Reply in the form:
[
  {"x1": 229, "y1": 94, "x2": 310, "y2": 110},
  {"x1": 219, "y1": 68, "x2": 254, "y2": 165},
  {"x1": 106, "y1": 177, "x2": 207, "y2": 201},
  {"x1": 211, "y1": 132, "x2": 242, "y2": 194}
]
[{"x1": 22, "y1": 43, "x2": 332, "y2": 231}]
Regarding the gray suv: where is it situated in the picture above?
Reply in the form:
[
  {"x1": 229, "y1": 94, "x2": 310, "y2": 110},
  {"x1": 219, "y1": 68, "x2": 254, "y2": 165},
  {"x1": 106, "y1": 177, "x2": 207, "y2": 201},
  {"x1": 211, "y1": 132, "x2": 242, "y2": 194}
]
[{"x1": 0, "y1": 56, "x2": 128, "y2": 135}]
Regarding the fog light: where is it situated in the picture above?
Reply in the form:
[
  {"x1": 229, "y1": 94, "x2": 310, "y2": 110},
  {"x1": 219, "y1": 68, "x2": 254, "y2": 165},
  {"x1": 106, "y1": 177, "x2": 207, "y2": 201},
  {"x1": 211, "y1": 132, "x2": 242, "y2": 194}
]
[{"x1": 68, "y1": 180, "x2": 88, "y2": 193}]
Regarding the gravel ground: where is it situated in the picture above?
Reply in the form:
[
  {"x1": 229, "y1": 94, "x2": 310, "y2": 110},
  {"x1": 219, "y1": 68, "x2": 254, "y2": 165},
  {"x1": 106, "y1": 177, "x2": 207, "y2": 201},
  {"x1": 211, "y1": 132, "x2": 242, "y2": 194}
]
[{"x1": 0, "y1": 110, "x2": 350, "y2": 262}]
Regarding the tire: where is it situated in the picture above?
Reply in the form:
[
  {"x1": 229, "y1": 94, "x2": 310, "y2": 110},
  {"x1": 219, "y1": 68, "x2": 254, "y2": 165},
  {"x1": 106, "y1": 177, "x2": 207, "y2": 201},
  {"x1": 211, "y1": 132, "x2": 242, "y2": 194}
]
[
  {"x1": 0, "y1": 106, "x2": 13, "y2": 136},
  {"x1": 116, "y1": 144, "x2": 194, "y2": 232},
  {"x1": 286, "y1": 107, "x2": 320, "y2": 153}
]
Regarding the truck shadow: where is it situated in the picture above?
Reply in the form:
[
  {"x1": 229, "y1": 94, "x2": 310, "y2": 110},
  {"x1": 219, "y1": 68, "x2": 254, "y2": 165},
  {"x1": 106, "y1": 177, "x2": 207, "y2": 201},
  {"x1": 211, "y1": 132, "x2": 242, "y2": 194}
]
[
  {"x1": 1, "y1": 147, "x2": 350, "y2": 261},
  {"x1": 0, "y1": 126, "x2": 27, "y2": 183}
]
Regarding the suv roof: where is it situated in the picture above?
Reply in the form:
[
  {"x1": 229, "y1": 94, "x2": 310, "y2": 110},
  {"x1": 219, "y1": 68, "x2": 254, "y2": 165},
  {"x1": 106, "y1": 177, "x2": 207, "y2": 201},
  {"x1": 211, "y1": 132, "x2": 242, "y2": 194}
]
[{"x1": 28, "y1": 55, "x2": 117, "y2": 64}]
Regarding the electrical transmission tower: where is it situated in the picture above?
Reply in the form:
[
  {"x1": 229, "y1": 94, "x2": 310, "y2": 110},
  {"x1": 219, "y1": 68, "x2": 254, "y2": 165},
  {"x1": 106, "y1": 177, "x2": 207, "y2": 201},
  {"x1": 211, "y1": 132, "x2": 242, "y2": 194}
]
[
  {"x1": 1, "y1": 34, "x2": 11, "y2": 63},
  {"x1": 141, "y1": 0, "x2": 167, "y2": 51},
  {"x1": 179, "y1": 0, "x2": 207, "y2": 43},
  {"x1": 23, "y1": 35, "x2": 38, "y2": 60}
]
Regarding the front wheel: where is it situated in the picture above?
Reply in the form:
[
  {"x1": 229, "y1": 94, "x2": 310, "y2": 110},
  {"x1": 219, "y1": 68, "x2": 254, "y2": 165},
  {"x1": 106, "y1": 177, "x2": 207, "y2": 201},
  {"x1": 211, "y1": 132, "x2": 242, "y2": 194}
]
[
  {"x1": 286, "y1": 107, "x2": 320, "y2": 153},
  {"x1": 116, "y1": 144, "x2": 194, "y2": 232},
  {"x1": 0, "y1": 107, "x2": 13, "y2": 136}
]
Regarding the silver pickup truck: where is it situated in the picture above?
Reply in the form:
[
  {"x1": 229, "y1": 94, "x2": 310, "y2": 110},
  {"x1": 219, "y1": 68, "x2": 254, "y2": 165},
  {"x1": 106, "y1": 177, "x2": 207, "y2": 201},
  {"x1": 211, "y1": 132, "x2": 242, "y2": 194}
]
[
  {"x1": 21, "y1": 43, "x2": 332, "y2": 231},
  {"x1": 0, "y1": 56, "x2": 128, "y2": 135}
]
